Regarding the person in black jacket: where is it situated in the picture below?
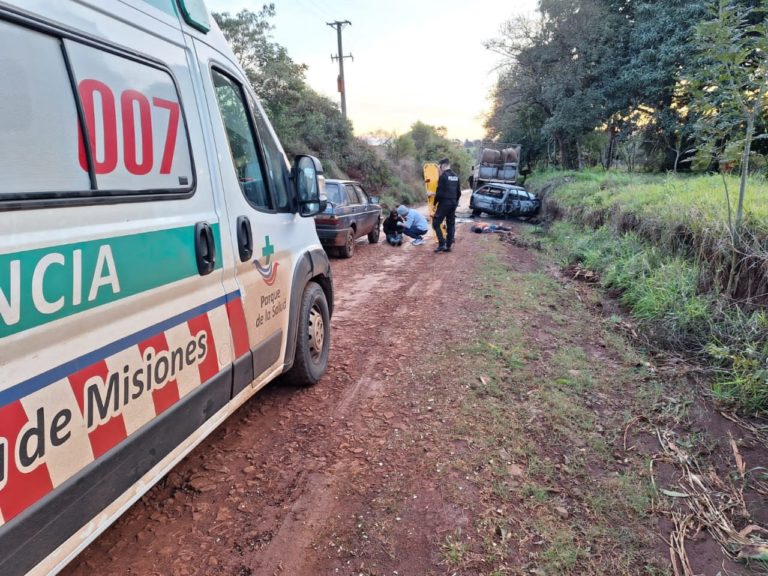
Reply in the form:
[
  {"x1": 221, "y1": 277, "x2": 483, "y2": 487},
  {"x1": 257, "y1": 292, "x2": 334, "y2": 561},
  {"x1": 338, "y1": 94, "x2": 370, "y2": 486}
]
[
  {"x1": 433, "y1": 158, "x2": 461, "y2": 253},
  {"x1": 382, "y1": 209, "x2": 403, "y2": 246}
]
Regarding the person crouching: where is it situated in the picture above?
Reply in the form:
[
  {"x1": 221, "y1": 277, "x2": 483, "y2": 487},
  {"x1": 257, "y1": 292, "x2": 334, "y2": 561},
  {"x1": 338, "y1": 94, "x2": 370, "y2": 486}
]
[
  {"x1": 396, "y1": 205, "x2": 429, "y2": 246},
  {"x1": 383, "y1": 209, "x2": 404, "y2": 246}
]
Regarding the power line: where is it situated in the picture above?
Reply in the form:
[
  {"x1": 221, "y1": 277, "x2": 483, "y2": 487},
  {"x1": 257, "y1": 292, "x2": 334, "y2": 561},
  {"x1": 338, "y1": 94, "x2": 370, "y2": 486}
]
[{"x1": 326, "y1": 19, "x2": 352, "y2": 118}]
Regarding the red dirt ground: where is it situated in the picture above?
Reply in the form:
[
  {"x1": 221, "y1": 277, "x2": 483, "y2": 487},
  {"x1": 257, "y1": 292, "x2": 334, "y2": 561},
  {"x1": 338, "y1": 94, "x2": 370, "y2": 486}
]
[{"x1": 60, "y1": 206, "x2": 768, "y2": 576}]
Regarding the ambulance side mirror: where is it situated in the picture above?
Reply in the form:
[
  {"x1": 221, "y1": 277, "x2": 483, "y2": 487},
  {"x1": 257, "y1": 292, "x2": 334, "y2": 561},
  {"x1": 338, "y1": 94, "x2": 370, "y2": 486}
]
[{"x1": 291, "y1": 155, "x2": 325, "y2": 217}]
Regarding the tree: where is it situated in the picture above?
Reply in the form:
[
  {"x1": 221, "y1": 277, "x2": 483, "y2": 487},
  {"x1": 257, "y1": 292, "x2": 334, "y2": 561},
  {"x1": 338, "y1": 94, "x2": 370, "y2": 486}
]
[
  {"x1": 485, "y1": 1, "x2": 634, "y2": 169},
  {"x1": 404, "y1": 122, "x2": 472, "y2": 179},
  {"x1": 388, "y1": 134, "x2": 417, "y2": 162},
  {"x1": 686, "y1": 0, "x2": 768, "y2": 295},
  {"x1": 619, "y1": 0, "x2": 707, "y2": 171}
]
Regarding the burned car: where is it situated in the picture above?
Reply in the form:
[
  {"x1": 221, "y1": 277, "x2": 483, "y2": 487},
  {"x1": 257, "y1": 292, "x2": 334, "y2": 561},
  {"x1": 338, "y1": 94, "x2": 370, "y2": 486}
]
[{"x1": 469, "y1": 183, "x2": 541, "y2": 219}]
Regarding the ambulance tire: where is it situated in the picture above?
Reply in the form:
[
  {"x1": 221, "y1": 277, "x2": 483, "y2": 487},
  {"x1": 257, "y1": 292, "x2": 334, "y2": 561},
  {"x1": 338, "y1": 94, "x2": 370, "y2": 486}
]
[{"x1": 284, "y1": 282, "x2": 330, "y2": 387}]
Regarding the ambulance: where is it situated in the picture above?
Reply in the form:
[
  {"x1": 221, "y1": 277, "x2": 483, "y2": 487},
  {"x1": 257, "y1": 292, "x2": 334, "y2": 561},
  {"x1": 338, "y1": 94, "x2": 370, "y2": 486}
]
[{"x1": 0, "y1": 1, "x2": 334, "y2": 574}]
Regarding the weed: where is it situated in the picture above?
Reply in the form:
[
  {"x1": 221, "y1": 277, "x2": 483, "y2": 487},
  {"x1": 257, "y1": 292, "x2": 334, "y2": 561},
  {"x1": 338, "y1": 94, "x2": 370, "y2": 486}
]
[
  {"x1": 441, "y1": 530, "x2": 470, "y2": 566},
  {"x1": 540, "y1": 528, "x2": 589, "y2": 572},
  {"x1": 521, "y1": 483, "x2": 550, "y2": 502}
]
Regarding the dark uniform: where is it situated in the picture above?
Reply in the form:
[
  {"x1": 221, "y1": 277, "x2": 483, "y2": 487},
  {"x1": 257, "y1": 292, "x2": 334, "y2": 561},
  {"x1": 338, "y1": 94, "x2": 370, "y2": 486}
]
[{"x1": 433, "y1": 165, "x2": 461, "y2": 251}]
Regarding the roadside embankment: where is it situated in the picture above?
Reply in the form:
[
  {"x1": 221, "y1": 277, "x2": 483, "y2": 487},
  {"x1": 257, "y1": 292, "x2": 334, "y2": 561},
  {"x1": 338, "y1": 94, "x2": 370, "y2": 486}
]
[{"x1": 528, "y1": 170, "x2": 768, "y2": 415}]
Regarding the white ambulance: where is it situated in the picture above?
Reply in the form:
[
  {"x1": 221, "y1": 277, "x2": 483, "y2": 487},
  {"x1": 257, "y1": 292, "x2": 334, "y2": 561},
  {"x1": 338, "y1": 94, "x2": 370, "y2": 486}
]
[{"x1": 0, "y1": 1, "x2": 334, "y2": 574}]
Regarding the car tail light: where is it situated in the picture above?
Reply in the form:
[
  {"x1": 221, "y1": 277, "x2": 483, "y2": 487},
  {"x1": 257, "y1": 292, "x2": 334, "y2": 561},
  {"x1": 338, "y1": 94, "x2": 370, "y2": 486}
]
[{"x1": 315, "y1": 215, "x2": 339, "y2": 224}]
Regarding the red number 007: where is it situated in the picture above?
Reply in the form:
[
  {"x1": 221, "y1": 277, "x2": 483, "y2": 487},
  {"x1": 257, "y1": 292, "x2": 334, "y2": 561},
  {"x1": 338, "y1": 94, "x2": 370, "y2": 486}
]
[{"x1": 77, "y1": 79, "x2": 180, "y2": 176}]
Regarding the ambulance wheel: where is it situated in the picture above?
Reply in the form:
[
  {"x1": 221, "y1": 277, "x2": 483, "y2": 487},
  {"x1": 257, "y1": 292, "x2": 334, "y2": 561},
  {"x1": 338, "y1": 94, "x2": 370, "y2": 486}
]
[
  {"x1": 368, "y1": 219, "x2": 381, "y2": 243},
  {"x1": 284, "y1": 282, "x2": 330, "y2": 387},
  {"x1": 340, "y1": 230, "x2": 355, "y2": 258}
]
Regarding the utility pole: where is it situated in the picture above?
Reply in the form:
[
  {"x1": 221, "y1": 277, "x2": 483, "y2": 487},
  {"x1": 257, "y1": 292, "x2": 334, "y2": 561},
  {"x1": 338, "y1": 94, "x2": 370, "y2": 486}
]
[{"x1": 327, "y1": 20, "x2": 352, "y2": 118}]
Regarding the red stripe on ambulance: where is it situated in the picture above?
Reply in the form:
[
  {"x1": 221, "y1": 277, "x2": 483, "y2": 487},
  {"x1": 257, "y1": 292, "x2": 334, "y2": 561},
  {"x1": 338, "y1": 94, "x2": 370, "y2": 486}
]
[
  {"x1": 226, "y1": 297, "x2": 249, "y2": 358},
  {"x1": 138, "y1": 334, "x2": 180, "y2": 416},
  {"x1": 188, "y1": 313, "x2": 218, "y2": 383},
  {"x1": 0, "y1": 402, "x2": 54, "y2": 521},
  {"x1": 68, "y1": 361, "x2": 128, "y2": 459}
]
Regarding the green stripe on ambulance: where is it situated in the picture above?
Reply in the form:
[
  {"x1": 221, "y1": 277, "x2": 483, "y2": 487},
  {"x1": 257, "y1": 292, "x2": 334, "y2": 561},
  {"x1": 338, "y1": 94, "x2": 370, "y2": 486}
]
[{"x1": 0, "y1": 224, "x2": 221, "y2": 339}]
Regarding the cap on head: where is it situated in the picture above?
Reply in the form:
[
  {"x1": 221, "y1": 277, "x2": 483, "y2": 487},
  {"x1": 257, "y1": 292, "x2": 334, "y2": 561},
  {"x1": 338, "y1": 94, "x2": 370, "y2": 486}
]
[{"x1": 397, "y1": 205, "x2": 408, "y2": 216}]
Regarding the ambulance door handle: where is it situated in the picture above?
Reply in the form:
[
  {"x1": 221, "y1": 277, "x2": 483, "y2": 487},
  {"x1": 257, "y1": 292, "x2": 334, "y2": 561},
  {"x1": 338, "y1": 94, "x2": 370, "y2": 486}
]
[
  {"x1": 194, "y1": 221, "x2": 216, "y2": 276},
  {"x1": 236, "y1": 216, "x2": 253, "y2": 262}
]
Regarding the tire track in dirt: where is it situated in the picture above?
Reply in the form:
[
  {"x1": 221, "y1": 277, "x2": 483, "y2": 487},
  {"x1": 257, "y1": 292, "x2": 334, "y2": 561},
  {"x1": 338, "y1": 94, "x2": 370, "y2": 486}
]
[
  {"x1": 254, "y1": 236, "x2": 458, "y2": 576},
  {"x1": 62, "y1": 208, "x2": 469, "y2": 576}
]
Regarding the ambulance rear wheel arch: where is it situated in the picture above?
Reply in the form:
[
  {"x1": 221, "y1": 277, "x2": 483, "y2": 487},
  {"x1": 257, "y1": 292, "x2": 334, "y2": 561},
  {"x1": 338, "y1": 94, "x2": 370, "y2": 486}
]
[
  {"x1": 282, "y1": 281, "x2": 330, "y2": 387},
  {"x1": 283, "y1": 250, "x2": 333, "y2": 376}
]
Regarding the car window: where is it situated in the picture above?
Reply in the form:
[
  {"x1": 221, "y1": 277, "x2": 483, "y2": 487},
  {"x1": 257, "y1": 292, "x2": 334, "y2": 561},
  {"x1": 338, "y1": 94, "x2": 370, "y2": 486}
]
[
  {"x1": 353, "y1": 184, "x2": 368, "y2": 203},
  {"x1": 326, "y1": 182, "x2": 345, "y2": 205},
  {"x1": 345, "y1": 184, "x2": 358, "y2": 204},
  {"x1": 486, "y1": 187, "x2": 504, "y2": 199},
  {"x1": 211, "y1": 69, "x2": 272, "y2": 210}
]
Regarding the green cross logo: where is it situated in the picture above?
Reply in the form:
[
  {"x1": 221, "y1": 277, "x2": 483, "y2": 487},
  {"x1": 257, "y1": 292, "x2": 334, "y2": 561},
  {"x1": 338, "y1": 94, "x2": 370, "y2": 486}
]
[{"x1": 262, "y1": 235, "x2": 274, "y2": 264}]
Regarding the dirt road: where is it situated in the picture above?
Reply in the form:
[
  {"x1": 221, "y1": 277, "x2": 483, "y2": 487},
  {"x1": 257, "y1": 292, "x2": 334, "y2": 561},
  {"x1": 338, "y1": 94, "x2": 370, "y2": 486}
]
[
  {"x1": 62, "y1": 206, "x2": 765, "y2": 575},
  {"x1": 63, "y1": 207, "x2": 481, "y2": 576}
]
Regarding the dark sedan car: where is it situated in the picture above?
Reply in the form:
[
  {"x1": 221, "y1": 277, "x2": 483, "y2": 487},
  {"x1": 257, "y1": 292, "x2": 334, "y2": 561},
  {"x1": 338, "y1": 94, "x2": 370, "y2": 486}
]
[
  {"x1": 314, "y1": 179, "x2": 382, "y2": 257},
  {"x1": 469, "y1": 183, "x2": 541, "y2": 220}
]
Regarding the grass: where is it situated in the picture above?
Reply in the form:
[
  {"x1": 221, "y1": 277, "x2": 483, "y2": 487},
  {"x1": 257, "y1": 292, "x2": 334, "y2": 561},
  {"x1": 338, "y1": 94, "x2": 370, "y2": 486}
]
[
  {"x1": 539, "y1": 217, "x2": 768, "y2": 415},
  {"x1": 529, "y1": 169, "x2": 768, "y2": 234},
  {"x1": 441, "y1": 530, "x2": 470, "y2": 566},
  {"x1": 532, "y1": 169, "x2": 768, "y2": 311},
  {"x1": 429, "y1": 240, "x2": 669, "y2": 574}
]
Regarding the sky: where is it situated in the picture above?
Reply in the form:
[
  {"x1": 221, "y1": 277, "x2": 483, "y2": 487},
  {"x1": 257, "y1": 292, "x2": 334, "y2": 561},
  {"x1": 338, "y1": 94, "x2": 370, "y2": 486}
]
[{"x1": 206, "y1": 0, "x2": 539, "y2": 141}]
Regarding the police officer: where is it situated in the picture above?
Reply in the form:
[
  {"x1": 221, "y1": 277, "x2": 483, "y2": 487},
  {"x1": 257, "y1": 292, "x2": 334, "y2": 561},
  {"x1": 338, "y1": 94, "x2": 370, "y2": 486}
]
[{"x1": 433, "y1": 158, "x2": 461, "y2": 253}]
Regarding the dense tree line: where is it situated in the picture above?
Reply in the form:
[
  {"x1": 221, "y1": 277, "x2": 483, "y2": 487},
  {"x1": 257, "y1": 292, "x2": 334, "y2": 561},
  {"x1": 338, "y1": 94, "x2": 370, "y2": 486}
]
[{"x1": 485, "y1": 0, "x2": 768, "y2": 172}]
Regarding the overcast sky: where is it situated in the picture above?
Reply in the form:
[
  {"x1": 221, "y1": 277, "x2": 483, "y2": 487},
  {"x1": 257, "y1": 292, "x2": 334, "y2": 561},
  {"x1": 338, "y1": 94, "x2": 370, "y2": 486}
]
[{"x1": 206, "y1": 0, "x2": 538, "y2": 140}]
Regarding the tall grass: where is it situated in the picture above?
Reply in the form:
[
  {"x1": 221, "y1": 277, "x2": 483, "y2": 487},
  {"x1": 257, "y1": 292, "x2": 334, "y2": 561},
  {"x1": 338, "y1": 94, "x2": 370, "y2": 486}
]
[
  {"x1": 537, "y1": 170, "x2": 768, "y2": 416},
  {"x1": 532, "y1": 170, "x2": 768, "y2": 234}
]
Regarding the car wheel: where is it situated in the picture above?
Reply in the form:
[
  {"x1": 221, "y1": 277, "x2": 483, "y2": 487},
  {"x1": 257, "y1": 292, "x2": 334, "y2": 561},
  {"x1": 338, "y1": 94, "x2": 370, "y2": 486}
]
[
  {"x1": 283, "y1": 282, "x2": 330, "y2": 387},
  {"x1": 368, "y1": 218, "x2": 381, "y2": 243},
  {"x1": 339, "y1": 229, "x2": 355, "y2": 258},
  {"x1": 472, "y1": 209, "x2": 482, "y2": 217}
]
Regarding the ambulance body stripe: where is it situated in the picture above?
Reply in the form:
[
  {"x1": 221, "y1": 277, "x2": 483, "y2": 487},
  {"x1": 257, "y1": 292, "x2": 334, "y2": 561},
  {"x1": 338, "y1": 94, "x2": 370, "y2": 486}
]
[
  {"x1": 0, "y1": 401, "x2": 54, "y2": 522},
  {"x1": 187, "y1": 314, "x2": 218, "y2": 384},
  {"x1": 19, "y1": 378, "x2": 93, "y2": 487},
  {"x1": 226, "y1": 297, "x2": 249, "y2": 358},
  {"x1": 0, "y1": 291, "x2": 241, "y2": 408},
  {"x1": 68, "y1": 361, "x2": 128, "y2": 459},
  {"x1": 139, "y1": 334, "x2": 181, "y2": 417},
  {"x1": 165, "y1": 323, "x2": 202, "y2": 398}
]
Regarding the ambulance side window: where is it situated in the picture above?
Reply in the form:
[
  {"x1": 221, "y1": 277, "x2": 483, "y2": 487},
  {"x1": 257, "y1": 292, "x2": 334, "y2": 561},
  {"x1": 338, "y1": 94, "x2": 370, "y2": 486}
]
[
  {"x1": 0, "y1": 19, "x2": 195, "y2": 203},
  {"x1": 65, "y1": 40, "x2": 195, "y2": 193},
  {"x1": 0, "y1": 21, "x2": 89, "y2": 195},
  {"x1": 251, "y1": 102, "x2": 291, "y2": 212},
  {"x1": 211, "y1": 69, "x2": 272, "y2": 211}
]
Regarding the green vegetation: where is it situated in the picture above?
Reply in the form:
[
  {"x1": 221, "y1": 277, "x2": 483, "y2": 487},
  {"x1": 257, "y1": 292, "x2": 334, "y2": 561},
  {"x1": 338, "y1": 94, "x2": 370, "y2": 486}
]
[
  {"x1": 485, "y1": 0, "x2": 768, "y2": 176},
  {"x1": 531, "y1": 171, "x2": 768, "y2": 414},
  {"x1": 485, "y1": 2, "x2": 768, "y2": 414}
]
